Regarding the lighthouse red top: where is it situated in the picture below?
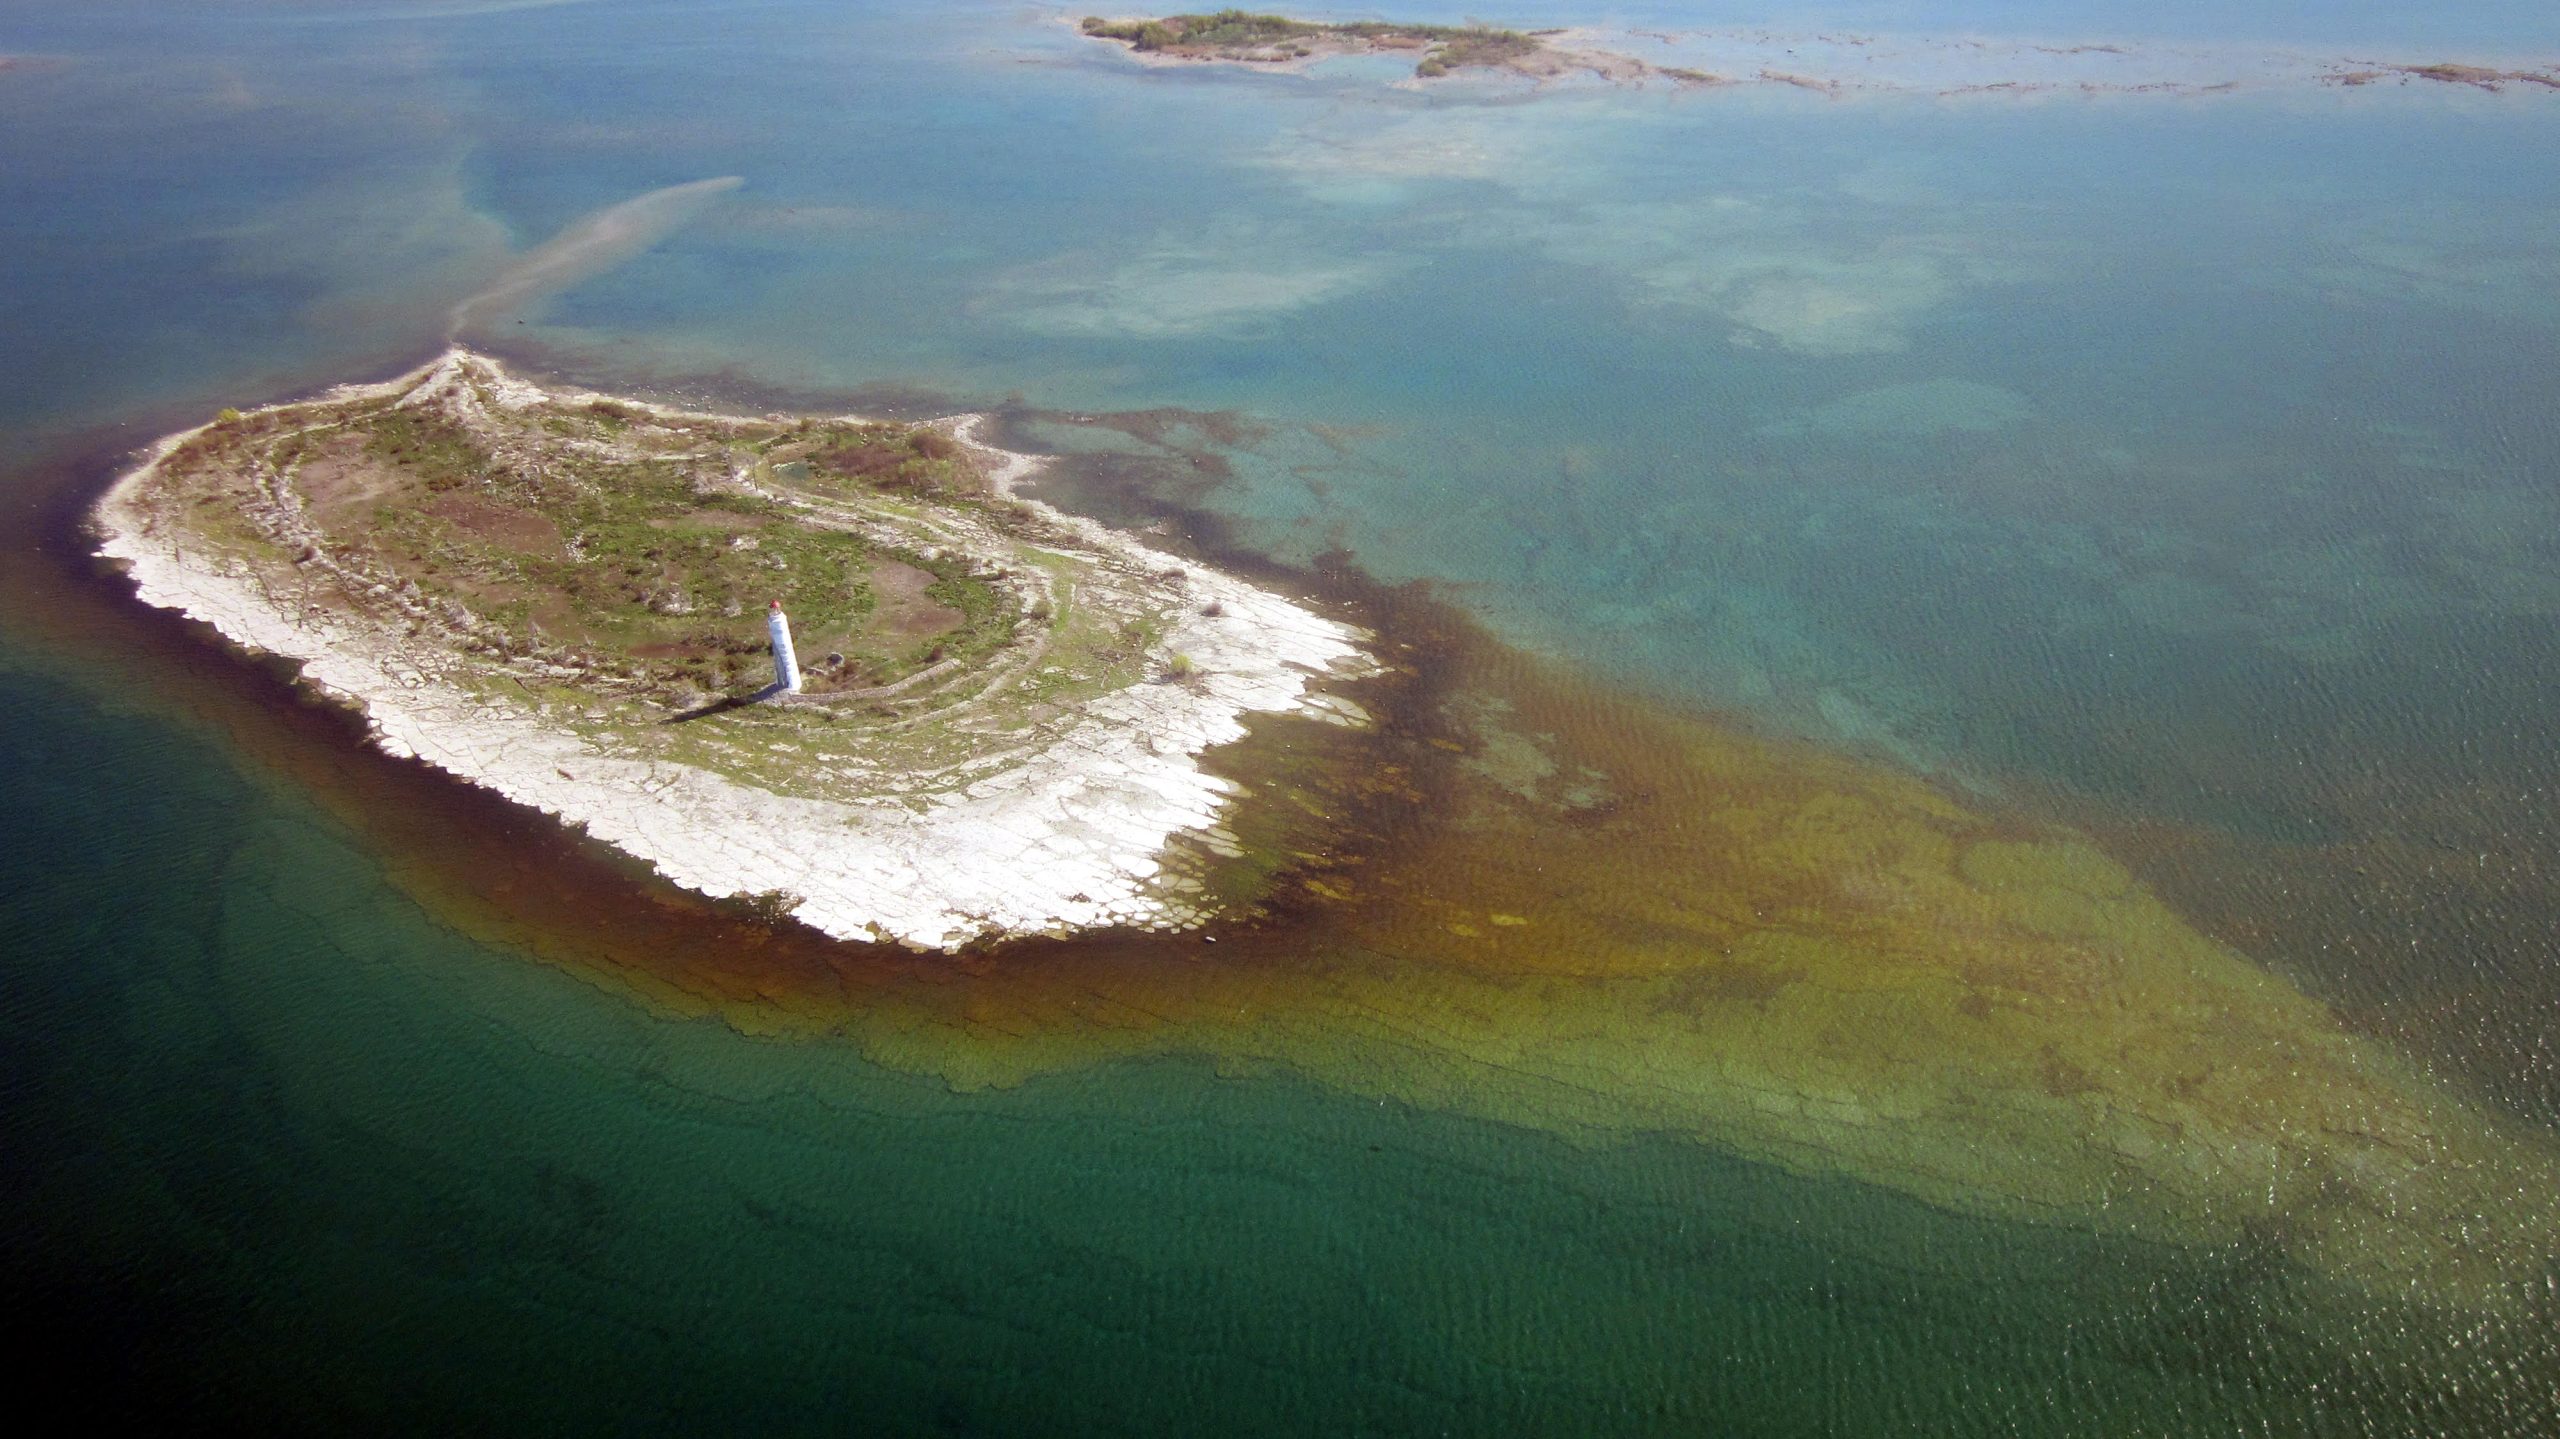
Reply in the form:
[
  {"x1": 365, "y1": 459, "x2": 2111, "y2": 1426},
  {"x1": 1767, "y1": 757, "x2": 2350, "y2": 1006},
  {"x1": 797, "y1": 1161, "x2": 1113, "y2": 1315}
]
[{"x1": 769, "y1": 600, "x2": 782, "y2": 612}]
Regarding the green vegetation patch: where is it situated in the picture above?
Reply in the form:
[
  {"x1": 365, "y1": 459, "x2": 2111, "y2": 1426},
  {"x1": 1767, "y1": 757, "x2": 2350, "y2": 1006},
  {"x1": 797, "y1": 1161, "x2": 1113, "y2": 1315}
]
[
  {"x1": 327, "y1": 407, "x2": 943, "y2": 696},
  {"x1": 136, "y1": 359, "x2": 1228, "y2": 804},
  {"x1": 1082, "y1": 10, "x2": 1315, "y2": 51}
]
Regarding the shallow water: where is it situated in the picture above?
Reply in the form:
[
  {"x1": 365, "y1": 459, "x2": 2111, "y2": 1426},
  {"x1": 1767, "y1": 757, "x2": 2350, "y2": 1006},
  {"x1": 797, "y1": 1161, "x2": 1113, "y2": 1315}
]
[
  {"x1": 6, "y1": 656, "x2": 2548, "y2": 1433},
  {"x1": 4, "y1": 0, "x2": 2558, "y2": 1431}
]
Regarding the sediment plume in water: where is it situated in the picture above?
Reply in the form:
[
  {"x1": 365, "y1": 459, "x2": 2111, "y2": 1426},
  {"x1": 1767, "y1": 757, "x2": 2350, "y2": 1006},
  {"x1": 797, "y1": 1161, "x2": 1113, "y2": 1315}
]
[{"x1": 447, "y1": 177, "x2": 744, "y2": 337}]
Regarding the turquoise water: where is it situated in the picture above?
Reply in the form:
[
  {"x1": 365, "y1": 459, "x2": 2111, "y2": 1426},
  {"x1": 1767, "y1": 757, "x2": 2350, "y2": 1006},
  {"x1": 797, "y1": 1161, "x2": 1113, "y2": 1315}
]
[{"x1": 5, "y1": 0, "x2": 2559, "y2": 1430}]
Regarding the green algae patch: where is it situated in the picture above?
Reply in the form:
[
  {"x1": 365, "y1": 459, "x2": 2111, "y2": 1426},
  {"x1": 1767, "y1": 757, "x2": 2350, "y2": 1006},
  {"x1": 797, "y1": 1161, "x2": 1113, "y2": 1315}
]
[
  {"x1": 346, "y1": 615, "x2": 2560, "y2": 1325},
  {"x1": 1287, "y1": 661, "x2": 2560, "y2": 1319}
]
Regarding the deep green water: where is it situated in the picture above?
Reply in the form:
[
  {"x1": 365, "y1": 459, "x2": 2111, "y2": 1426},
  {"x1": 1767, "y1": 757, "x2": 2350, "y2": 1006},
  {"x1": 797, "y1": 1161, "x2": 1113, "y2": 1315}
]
[
  {"x1": 5, "y1": 1, "x2": 2558, "y2": 1431},
  {"x1": 3, "y1": 658, "x2": 2539, "y2": 1434}
]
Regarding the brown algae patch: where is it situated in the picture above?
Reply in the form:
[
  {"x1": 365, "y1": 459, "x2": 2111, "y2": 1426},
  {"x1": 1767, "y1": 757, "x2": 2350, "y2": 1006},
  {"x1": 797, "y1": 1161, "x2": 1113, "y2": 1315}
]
[
  {"x1": 207, "y1": 562, "x2": 2560, "y2": 1326},
  {"x1": 1298, "y1": 662, "x2": 2553, "y2": 1311},
  {"x1": 64, "y1": 359, "x2": 2560, "y2": 1326}
]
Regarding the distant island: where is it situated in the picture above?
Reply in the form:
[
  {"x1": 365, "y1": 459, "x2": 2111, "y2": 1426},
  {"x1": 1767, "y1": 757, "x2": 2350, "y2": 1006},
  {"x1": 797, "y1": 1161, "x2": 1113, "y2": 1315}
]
[
  {"x1": 1078, "y1": 11, "x2": 1679, "y2": 85},
  {"x1": 93, "y1": 353, "x2": 1374, "y2": 949},
  {"x1": 1075, "y1": 11, "x2": 2560, "y2": 98},
  {"x1": 2329, "y1": 61, "x2": 2560, "y2": 92}
]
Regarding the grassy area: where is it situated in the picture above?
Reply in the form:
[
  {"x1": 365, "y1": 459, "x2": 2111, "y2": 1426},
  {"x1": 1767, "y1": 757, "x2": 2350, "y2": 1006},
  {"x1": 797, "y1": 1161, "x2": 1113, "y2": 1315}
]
[
  {"x1": 136, "y1": 358, "x2": 1218, "y2": 804},
  {"x1": 354, "y1": 415, "x2": 883, "y2": 692},
  {"x1": 1408, "y1": 26, "x2": 1538, "y2": 77}
]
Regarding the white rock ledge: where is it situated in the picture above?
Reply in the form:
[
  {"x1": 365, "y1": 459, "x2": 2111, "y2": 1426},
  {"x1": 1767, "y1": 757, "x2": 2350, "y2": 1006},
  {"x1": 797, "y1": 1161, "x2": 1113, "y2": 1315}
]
[{"x1": 92, "y1": 352, "x2": 1377, "y2": 951}]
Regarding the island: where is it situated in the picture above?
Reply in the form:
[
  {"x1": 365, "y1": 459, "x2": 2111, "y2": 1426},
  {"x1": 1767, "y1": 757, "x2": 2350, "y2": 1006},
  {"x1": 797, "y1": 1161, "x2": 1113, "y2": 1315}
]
[
  {"x1": 2332, "y1": 61, "x2": 2560, "y2": 92},
  {"x1": 1079, "y1": 11, "x2": 1667, "y2": 85},
  {"x1": 1074, "y1": 12, "x2": 2560, "y2": 99},
  {"x1": 92, "y1": 353, "x2": 1375, "y2": 949}
]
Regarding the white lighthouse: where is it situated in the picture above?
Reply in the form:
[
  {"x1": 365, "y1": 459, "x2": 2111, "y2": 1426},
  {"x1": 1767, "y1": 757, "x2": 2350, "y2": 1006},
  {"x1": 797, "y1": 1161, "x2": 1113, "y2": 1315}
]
[{"x1": 767, "y1": 599, "x2": 802, "y2": 694}]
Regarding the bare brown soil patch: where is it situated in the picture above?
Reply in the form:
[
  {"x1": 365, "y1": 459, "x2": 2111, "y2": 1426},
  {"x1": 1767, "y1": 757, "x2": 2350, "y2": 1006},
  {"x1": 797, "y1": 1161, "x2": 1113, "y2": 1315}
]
[
  {"x1": 300, "y1": 435, "x2": 411, "y2": 530},
  {"x1": 428, "y1": 494, "x2": 562, "y2": 553},
  {"x1": 870, "y1": 558, "x2": 964, "y2": 638}
]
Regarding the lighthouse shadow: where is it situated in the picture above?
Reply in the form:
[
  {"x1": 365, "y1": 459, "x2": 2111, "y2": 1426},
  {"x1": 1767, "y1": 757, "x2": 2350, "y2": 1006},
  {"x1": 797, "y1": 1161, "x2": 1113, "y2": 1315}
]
[{"x1": 663, "y1": 682, "x2": 790, "y2": 725}]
